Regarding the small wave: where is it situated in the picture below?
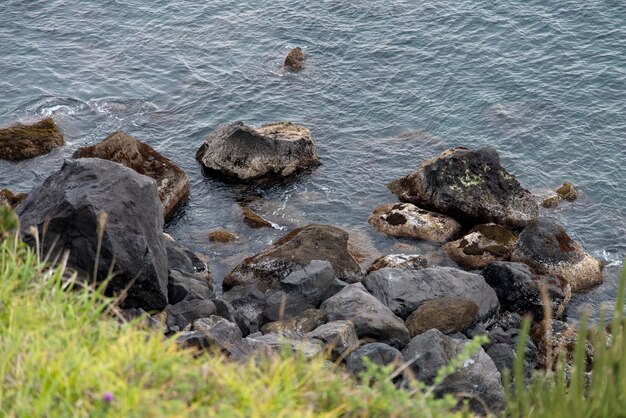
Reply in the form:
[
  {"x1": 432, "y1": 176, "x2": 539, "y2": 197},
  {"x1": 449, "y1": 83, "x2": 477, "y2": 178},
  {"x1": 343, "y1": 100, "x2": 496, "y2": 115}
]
[
  {"x1": 24, "y1": 96, "x2": 89, "y2": 117},
  {"x1": 86, "y1": 98, "x2": 158, "y2": 117}
]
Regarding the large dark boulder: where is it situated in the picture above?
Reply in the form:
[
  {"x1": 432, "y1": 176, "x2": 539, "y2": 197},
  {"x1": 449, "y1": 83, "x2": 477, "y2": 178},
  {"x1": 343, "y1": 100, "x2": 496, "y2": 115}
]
[
  {"x1": 402, "y1": 329, "x2": 504, "y2": 414},
  {"x1": 74, "y1": 131, "x2": 189, "y2": 220},
  {"x1": 196, "y1": 121, "x2": 320, "y2": 181},
  {"x1": 388, "y1": 147, "x2": 538, "y2": 228},
  {"x1": 320, "y1": 283, "x2": 410, "y2": 349},
  {"x1": 0, "y1": 117, "x2": 64, "y2": 161},
  {"x1": 362, "y1": 267, "x2": 499, "y2": 324},
  {"x1": 511, "y1": 220, "x2": 603, "y2": 291},
  {"x1": 17, "y1": 158, "x2": 168, "y2": 310},
  {"x1": 482, "y1": 261, "x2": 569, "y2": 320},
  {"x1": 223, "y1": 225, "x2": 363, "y2": 292}
]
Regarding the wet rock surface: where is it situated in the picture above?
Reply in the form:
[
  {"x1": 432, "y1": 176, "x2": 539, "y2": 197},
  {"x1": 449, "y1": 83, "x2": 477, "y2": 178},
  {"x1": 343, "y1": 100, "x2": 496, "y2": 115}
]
[
  {"x1": 73, "y1": 131, "x2": 189, "y2": 220},
  {"x1": 511, "y1": 220, "x2": 603, "y2": 291},
  {"x1": 369, "y1": 202, "x2": 461, "y2": 241},
  {"x1": 284, "y1": 47, "x2": 305, "y2": 71},
  {"x1": 388, "y1": 147, "x2": 538, "y2": 228},
  {"x1": 362, "y1": 267, "x2": 499, "y2": 324},
  {"x1": 443, "y1": 223, "x2": 517, "y2": 270},
  {"x1": 223, "y1": 225, "x2": 363, "y2": 292},
  {"x1": 367, "y1": 253, "x2": 428, "y2": 273},
  {"x1": 0, "y1": 117, "x2": 64, "y2": 161},
  {"x1": 17, "y1": 158, "x2": 169, "y2": 310},
  {"x1": 196, "y1": 121, "x2": 320, "y2": 181}
]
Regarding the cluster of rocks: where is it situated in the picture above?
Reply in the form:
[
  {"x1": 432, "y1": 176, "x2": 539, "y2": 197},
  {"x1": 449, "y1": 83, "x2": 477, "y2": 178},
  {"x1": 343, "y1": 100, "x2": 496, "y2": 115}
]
[{"x1": 1, "y1": 115, "x2": 606, "y2": 414}]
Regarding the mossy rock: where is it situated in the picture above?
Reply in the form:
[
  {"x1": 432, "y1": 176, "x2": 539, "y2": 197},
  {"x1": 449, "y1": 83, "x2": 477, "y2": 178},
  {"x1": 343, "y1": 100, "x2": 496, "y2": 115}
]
[
  {"x1": 556, "y1": 182, "x2": 577, "y2": 201},
  {"x1": 541, "y1": 195, "x2": 560, "y2": 208},
  {"x1": 0, "y1": 117, "x2": 64, "y2": 161}
]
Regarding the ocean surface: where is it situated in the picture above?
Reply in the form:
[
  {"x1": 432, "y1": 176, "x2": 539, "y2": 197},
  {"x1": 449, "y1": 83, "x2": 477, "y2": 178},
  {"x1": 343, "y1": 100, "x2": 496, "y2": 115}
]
[{"x1": 1, "y1": 0, "x2": 624, "y2": 320}]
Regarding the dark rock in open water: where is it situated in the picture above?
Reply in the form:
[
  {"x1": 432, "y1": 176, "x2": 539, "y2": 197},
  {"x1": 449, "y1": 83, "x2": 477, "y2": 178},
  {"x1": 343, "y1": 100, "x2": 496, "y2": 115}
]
[
  {"x1": 321, "y1": 283, "x2": 410, "y2": 349},
  {"x1": 362, "y1": 267, "x2": 499, "y2": 325},
  {"x1": 223, "y1": 224, "x2": 363, "y2": 292},
  {"x1": 284, "y1": 47, "x2": 305, "y2": 71},
  {"x1": 388, "y1": 147, "x2": 538, "y2": 228},
  {"x1": 196, "y1": 121, "x2": 320, "y2": 181},
  {"x1": 0, "y1": 117, "x2": 64, "y2": 161},
  {"x1": 73, "y1": 131, "x2": 190, "y2": 220},
  {"x1": 402, "y1": 329, "x2": 504, "y2": 414},
  {"x1": 17, "y1": 158, "x2": 169, "y2": 310},
  {"x1": 511, "y1": 220, "x2": 603, "y2": 292}
]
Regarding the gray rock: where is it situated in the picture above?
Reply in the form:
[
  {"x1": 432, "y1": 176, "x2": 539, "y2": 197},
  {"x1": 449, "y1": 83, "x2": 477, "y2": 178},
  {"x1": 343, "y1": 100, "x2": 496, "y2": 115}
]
[
  {"x1": 224, "y1": 225, "x2": 363, "y2": 292},
  {"x1": 221, "y1": 284, "x2": 268, "y2": 329},
  {"x1": 511, "y1": 220, "x2": 603, "y2": 291},
  {"x1": 246, "y1": 332, "x2": 323, "y2": 358},
  {"x1": 212, "y1": 298, "x2": 250, "y2": 337},
  {"x1": 191, "y1": 316, "x2": 251, "y2": 360},
  {"x1": 367, "y1": 254, "x2": 428, "y2": 273},
  {"x1": 196, "y1": 121, "x2": 320, "y2": 181},
  {"x1": 486, "y1": 343, "x2": 516, "y2": 375},
  {"x1": 388, "y1": 147, "x2": 538, "y2": 228},
  {"x1": 402, "y1": 329, "x2": 504, "y2": 414},
  {"x1": 320, "y1": 283, "x2": 410, "y2": 349},
  {"x1": 166, "y1": 299, "x2": 217, "y2": 332},
  {"x1": 363, "y1": 267, "x2": 499, "y2": 325},
  {"x1": 167, "y1": 270, "x2": 214, "y2": 305},
  {"x1": 261, "y1": 308, "x2": 325, "y2": 334},
  {"x1": 482, "y1": 261, "x2": 569, "y2": 320},
  {"x1": 308, "y1": 320, "x2": 359, "y2": 360},
  {"x1": 346, "y1": 343, "x2": 404, "y2": 377},
  {"x1": 17, "y1": 158, "x2": 168, "y2": 310}
]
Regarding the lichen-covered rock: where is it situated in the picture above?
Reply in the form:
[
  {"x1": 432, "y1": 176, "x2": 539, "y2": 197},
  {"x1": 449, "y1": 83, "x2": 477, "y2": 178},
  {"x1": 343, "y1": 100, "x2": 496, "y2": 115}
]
[
  {"x1": 196, "y1": 121, "x2": 320, "y2": 181},
  {"x1": 321, "y1": 283, "x2": 410, "y2": 349},
  {"x1": 308, "y1": 320, "x2": 359, "y2": 360},
  {"x1": 73, "y1": 131, "x2": 189, "y2": 220},
  {"x1": 402, "y1": 329, "x2": 505, "y2": 414},
  {"x1": 367, "y1": 254, "x2": 428, "y2": 273},
  {"x1": 0, "y1": 189, "x2": 26, "y2": 208},
  {"x1": 541, "y1": 195, "x2": 560, "y2": 208},
  {"x1": 284, "y1": 47, "x2": 305, "y2": 71},
  {"x1": 246, "y1": 332, "x2": 323, "y2": 358},
  {"x1": 0, "y1": 117, "x2": 64, "y2": 161},
  {"x1": 223, "y1": 225, "x2": 363, "y2": 292},
  {"x1": 208, "y1": 228, "x2": 238, "y2": 243},
  {"x1": 17, "y1": 158, "x2": 168, "y2": 310},
  {"x1": 443, "y1": 223, "x2": 517, "y2": 270},
  {"x1": 369, "y1": 203, "x2": 461, "y2": 241},
  {"x1": 242, "y1": 206, "x2": 272, "y2": 228},
  {"x1": 388, "y1": 147, "x2": 538, "y2": 228},
  {"x1": 261, "y1": 308, "x2": 325, "y2": 334},
  {"x1": 482, "y1": 261, "x2": 569, "y2": 320},
  {"x1": 404, "y1": 297, "x2": 479, "y2": 337},
  {"x1": 362, "y1": 267, "x2": 499, "y2": 325},
  {"x1": 556, "y1": 182, "x2": 578, "y2": 201},
  {"x1": 511, "y1": 220, "x2": 603, "y2": 292}
]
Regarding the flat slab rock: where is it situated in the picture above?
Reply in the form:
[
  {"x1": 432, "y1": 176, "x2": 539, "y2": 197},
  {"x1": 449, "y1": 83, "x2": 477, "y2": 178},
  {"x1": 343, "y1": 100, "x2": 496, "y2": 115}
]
[
  {"x1": 196, "y1": 121, "x2": 320, "y2": 181},
  {"x1": 388, "y1": 147, "x2": 538, "y2": 228},
  {"x1": 369, "y1": 203, "x2": 461, "y2": 242},
  {"x1": 74, "y1": 131, "x2": 189, "y2": 220},
  {"x1": 223, "y1": 224, "x2": 363, "y2": 292},
  {"x1": 511, "y1": 220, "x2": 603, "y2": 292},
  {"x1": 0, "y1": 117, "x2": 64, "y2": 161},
  {"x1": 362, "y1": 266, "x2": 499, "y2": 325}
]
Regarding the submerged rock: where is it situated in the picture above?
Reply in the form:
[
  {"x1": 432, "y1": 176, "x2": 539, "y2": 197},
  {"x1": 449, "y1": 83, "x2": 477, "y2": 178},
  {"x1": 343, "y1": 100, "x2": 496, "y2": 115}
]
[
  {"x1": 404, "y1": 297, "x2": 479, "y2": 337},
  {"x1": 402, "y1": 329, "x2": 505, "y2": 414},
  {"x1": 74, "y1": 131, "x2": 189, "y2": 220},
  {"x1": 208, "y1": 228, "x2": 238, "y2": 243},
  {"x1": 362, "y1": 267, "x2": 499, "y2": 324},
  {"x1": 443, "y1": 223, "x2": 517, "y2": 270},
  {"x1": 284, "y1": 47, "x2": 305, "y2": 71},
  {"x1": 223, "y1": 225, "x2": 363, "y2": 292},
  {"x1": 0, "y1": 189, "x2": 26, "y2": 208},
  {"x1": 321, "y1": 283, "x2": 410, "y2": 349},
  {"x1": 242, "y1": 206, "x2": 272, "y2": 228},
  {"x1": 17, "y1": 158, "x2": 168, "y2": 310},
  {"x1": 196, "y1": 121, "x2": 320, "y2": 181},
  {"x1": 368, "y1": 203, "x2": 461, "y2": 241},
  {"x1": 0, "y1": 117, "x2": 64, "y2": 161},
  {"x1": 367, "y1": 254, "x2": 428, "y2": 273},
  {"x1": 388, "y1": 147, "x2": 538, "y2": 228},
  {"x1": 511, "y1": 220, "x2": 603, "y2": 292}
]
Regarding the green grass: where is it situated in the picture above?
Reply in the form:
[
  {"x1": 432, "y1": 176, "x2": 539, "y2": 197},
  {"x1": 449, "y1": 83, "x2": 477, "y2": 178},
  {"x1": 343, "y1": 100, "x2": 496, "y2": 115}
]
[{"x1": 0, "y1": 207, "x2": 467, "y2": 418}]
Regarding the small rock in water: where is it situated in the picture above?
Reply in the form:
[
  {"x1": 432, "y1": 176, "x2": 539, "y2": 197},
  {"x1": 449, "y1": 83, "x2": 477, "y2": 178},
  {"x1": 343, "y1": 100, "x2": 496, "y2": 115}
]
[
  {"x1": 0, "y1": 117, "x2": 64, "y2": 161},
  {"x1": 368, "y1": 202, "x2": 461, "y2": 242},
  {"x1": 284, "y1": 47, "x2": 305, "y2": 71},
  {"x1": 242, "y1": 206, "x2": 272, "y2": 228},
  {"x1": 556, "y1": 182, "x2": 578, "y2": 201},
  {"x1": 0, "y1": 189, "x2": 27, "y2": 209},
  {"x1": 541, "y1": 195, "x2": 560, "y2": 208},
  {"x1": 208, "y1": 228, "x2": 239, "y2": 243}
]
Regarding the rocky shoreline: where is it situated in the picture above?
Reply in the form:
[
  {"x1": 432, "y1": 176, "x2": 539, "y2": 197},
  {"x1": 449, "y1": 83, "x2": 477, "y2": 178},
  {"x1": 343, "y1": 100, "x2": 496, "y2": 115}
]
[{"x1": 0, "y1": 116, "x2": 608, "y2": 413}]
